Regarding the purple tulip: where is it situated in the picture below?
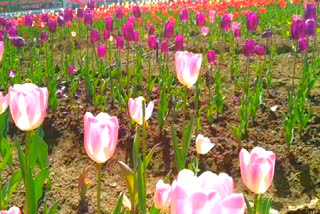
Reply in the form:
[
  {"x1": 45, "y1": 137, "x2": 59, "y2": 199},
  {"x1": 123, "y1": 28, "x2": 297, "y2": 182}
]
[
  {"x1": 64, "y1": 8, "x2": 73, "y2": 23},
  {"x1": 305, "y1": 3, "x2": 316, "y2": 20},
  {"x1": 298, "y1": 38, "x2": 308, "y2": 52},
  {"x1": 41, "y1": 13, "x2": 48, "y2": 23},
  {"x1": 0, "y1": 30, "x2": 4, "y2": 41},
  {"x1": 175, "y1": 34, "x2": 184, "y2": 51},
  {"x1": 5, "y1": 20, "x2": 12, "y2": 31},
  {"x1": 132, "y1": 5, "x2": 141, "y2": 18},
  {"x1": 133, "y1": 30, "x2": 139, "y2": 42},
  {"x1": 291, "y1": 19, "x2": 306, "y2": 41},
  {"x1": 164, "y1": 21, "x2": 174, "y2": 39},
  {"x1": 116, "y1": 7, "x2": 123, "y2": 20},
  {"x1": 196, "y1": 12, "x2": 206, "y2": 27},
  {"x1": 128, "y1": 16, "x2": 135, "y2": 24},
  {"x1": 97, "y1": 45, "x2": 107, "y2": 59},
  {"x1": 57, "y1": 15, "x2": 65, "y2": 27},
  {"x1": 262, "y1": 29, "x2": 272, "y2": 39},
  {"x1": 105, "y1": 16, "x2": 113, "y2": 32},
  {"x1": 221, "y1": 14, "x2": 231, "y2": 32},
  {"x1": 255, "y1": 44, "x2": 265, "y2": 56},
  {"x1": 12, "y1": 37, "x2": 26, "y2": 48},
  {"x1": 247, "y1": 12, "x2": 259, "y2": 32},
  {"x1": 0, "y1": 17, "x2": 6, "y2": 26},
  {"x1": 84, "y1": 11, "x2": 93, "y2": 27},
  {"x1": 87, "y1": 0, "x2": 95, "y2": 10},
  {"x1": 244, "y1": 39, "x2": 255, "y2": 57},
  {"x1": 116, "y1": 36, "x2": 124, "y2": 50},
  {"x1": 148, "y1": 35, "x2": 157, "y2": 50},
  {"x1": 207, "y1": 50, "x2": 216, "y2": 65},
  {"x1": 234, "y1": 28, "x2": 241, "y2": 40},
  {"x1": 103, "y1": 30, "x2": 110, "y2": 41},
  {"x1": 40, "y1": 31, "x2": 49, "y2": 42},
  {"x1": 48, "y1": 19, "x2": 56, "y2": 33},
  {"x1": 25, "y1": 14, "x2": 33, "y2": 27},
  {"x1": 148, "y1": 24, "x2": 154, "y2": 35},
  {"x1": 122, "y1": 22, "x2": 134, "y2": 42},
  {"x1": 180, "y1": 8, "x2": 189, "y2": 23},
  {"x1": 77, "y1": 8, "x2": 84, "y2": 19},
  {"x1": 161, "y1": 40, "x2": 169, "y2": 54},
  {"x1": 306, "y1": 19, "x2": 316, "y2": 37},
  {"x1": 90, "y1": 29, "x2": 99, "y2": 43},
  {"x1": 8, "y1": 26, "x2": 17, "y2": 38}
]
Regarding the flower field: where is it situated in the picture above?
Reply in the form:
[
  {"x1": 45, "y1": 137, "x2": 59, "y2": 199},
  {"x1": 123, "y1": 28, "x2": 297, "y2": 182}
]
[{"x1": 0, "y1": 0, "x2": 319, "y2": 213}]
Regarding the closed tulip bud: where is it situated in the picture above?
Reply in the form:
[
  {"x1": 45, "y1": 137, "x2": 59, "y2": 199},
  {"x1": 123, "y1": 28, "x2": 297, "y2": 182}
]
[
  {"x1": 116, "y1": 36, "x2": 124, "y2": 50},
  {"x1": 164, "y1": 21, "x2": 174, "y2": 39},
  {"x1": 41, "y1": 13, "x2": 48, "y2": 23},
  {"x1": 0, "y1": 41, "x2": 3, "y2": 62},
  {"x1": 148, "y1": 35, "x2": 157, "y2": 50},
  {"x1": 40, "y1": 31, "x2": 49, "y2": 43},
  {"x1": 57, "y1": 15, "x2": 65, "y2": 27},
  {"x1": 7, "y1": 26, "x2": 17, "y2": 38},
  {"x1": 291, "y1": 19, "x2": 306, "y2": 41},
  {"x1": 11, "y1": 37, "x2": 25, "y2": 48},
  {"x1": 262, "y1": 29, "x2": 272, "y2": 39},
  {"x1": 243, "y1": 39, "x2": 255, "y2": 57},
  {"x1": 103, "y1": 30, "x2": 110, "y2": 41},
  {"x1": 9, "y1": 83, "x2": 48, "y2": 131},
  {"x1": 0, "y1": 206, "x2": 21, "y2": 214},
  {"x1": 148, "y1": 24, "x2": 154, "y2": 35},
  {"x1": 154, "y1": 180, "x2": 172, "y2": 209},
  {"x1": 128, "y1": 16, "x2": 135, "y2": 24},
  {"x1": 132, "y1": 5, "x2": 141, "y2": 18},
  {"x1": 306, "y1": 19, "x2": 316, "y2": 37},
  {"x1": 196, "y1": 12, "x2": 206, "y2": 27},
  {"x1": 305, "y1": 3, "x2": 316, "y2": 20},
  {"x1": 25, "y1": 14, "x2": 33, "y2": 27},
  {"x1": 68, "y1": 65, "x2": 75, "y2": 75},
  {"x1": 105, "y1": 16, "x2": 113, "y2": 32},
  {"x1": 90, "y1": 29, "x2": 99, "y2": 43},
  {"x1": 64, "y1": 8, "x2": 73, "y2": 22},
  {"x1": 84, "y1": 112, "x2": 119, "y2": 163},
  {"x1": 201, "y1": 26, "x2": 210, "y2": 36},
  {"x1": 240, "y1": 147, "x2": 276, "y2": 194},
  {"x1": 0, "y1": 30, "x2": 3, "y2": 41},
  {"x1": 128, "y1": 96, "x2": 154, "y2": 125},
  {"x1": 255, "y1": 44, "x2": 265, "y2": 56},
  {"x1": 122, "y1": 22, "x2": 134, "y2": 42},
  {"x1": 77, "y1": 8, "x2": 84, "y2": 19},
  {"x1": 298, "y1": 38, "x2": 308, "y2": 52},
  {"x1": 87, "y1": 0, "x2": 95, "y2": 10},
  {"x1": 234, "y1": 28, "x2": 241, "y2": 40},
  {"x1": 133, "y1": 30, "x2": 139, "y2": 42},
  {"x1": 180, "y1": 8, "x2": 189, "y2": 23},
  {"x1": 175, "y1": 34, "x2": 184, "y2": 51},
  {"x1": 175, "y1": 51, "x2": 202, "y2": 88},
  {"x1": 207, "y1": 50, "x2": 216, "y2": 65},
  {"x1": 48, "y1": 19, "x2": 56, "y2": 33},
  {"x1": 116, "y1": 7, "x2": 123, "y2": 20},
  {"x1": 84, "y1": 11, "x2": 93, "y2": 27},
  {"x1": 221, "y1": 14, "x2": 231, "y2": 32},
  {"x1": 196, "y1": 134, "x2": 215, "y2": 155},
  {"x1": 0, "y1": 18, "x2": 5, "y2": 27},
  {"x1": 209, "y1": 10, "x2": 216, "y2": 23},
  {"x1": 161, "y1": 40, "x2": 168, "y2": 54},
  {"x1": 0, "y1": 92, "x2": 8, "y2": 115},
  {"x1": 246, "y1": 12, "x2": 259, "y2": 32},
  {"x1": 5, "y1": 20, "x2": 12, "y2": 31},
  {"x1": 97, "y1": 45, "x2": 106, "y2": 59}
]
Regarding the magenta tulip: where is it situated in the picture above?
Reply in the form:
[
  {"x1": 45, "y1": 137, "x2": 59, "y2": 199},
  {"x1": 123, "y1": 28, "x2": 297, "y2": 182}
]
[
  {"x1": 207, "y1": 50, "x2": 216, "y2": 65},
  {"x1": 9, "y1": 83, "x2": 48, "y2": 131},
  {"x1": 175, "y1": 51, "x2": 202, "y2": 88},
  {"x1": 116, "y1": 36, "x2": 124, "y2": 50},
  {"x1": 68, "y1": 65, "x2": 75, "y2": 75},
  {"x1": 105, "y1": 16, "x2": 113, "y2": 32},
  {"x1": 175, "y1": 35, "x2": 184, "y2": 51},
  {"x1": 240, "y1": 147, "x2": 276, "y2": 194},
  {"x1": 83, "y1": 112, "x2": 119, "y2": 163},
  {"x1": 97, "y1": 45, "x2": 106, "y2": 59},
  {"x1": 154, "y1": 180, "x2": 172, "y2": 209},
  {"x1": 148, "y1": 35, "x2": 157, "y2": 50},
  {"x1": 122, "y1": 22, "x2": 134, "y2": 42},
  {"x1": 132, "y1": 5, "x2": 141, "y2": 18},
  {"x1": 128, "y1": 96, "x2": 154, "y2": 125},
  {"x1": 161, "y1": 40, "x2": 169, "y2": 54},
  {"x1": 164, "y1": 21, "x2": 174, "y2": 39},
  {"x1": 180, "y1": 8, "x2": 189, "y2": 23},
  {"x1": 196, "y1": 12, "x2": 206, "y2": 27},
  {"x1": 0, "y1": 41, "x2": 4, "y2": 62}
]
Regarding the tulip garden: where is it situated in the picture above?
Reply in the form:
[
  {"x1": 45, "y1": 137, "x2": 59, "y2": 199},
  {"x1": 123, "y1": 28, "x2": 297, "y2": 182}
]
[{"x1": 0, "y1": 0, "x2": 319, "y2": 213}]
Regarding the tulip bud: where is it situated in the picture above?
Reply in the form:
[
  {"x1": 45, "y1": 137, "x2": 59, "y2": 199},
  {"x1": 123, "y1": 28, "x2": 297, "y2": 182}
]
[
  {"x1": 243, "y1": 39, "x2": 255, "y2": 57},
  {"x1": 105, "y1": 16, "x2": 113, "y2": 32},
  {"x1": 154, "y1": 180, "x2": 172, "y2": 209},
  {"x1": 234, "y1": 28, "x2": 241, "y2": 40},
  {"x1": 180, "y1": 8, "x2": 189, "y2": 23},
  {"x1": 128, "y1": 16, "x2": 135, "y2": 24},
  {"x1": 161, "y1": 40, "x2": 168, "y2": 54},
  {"x1": 128, "y1": 96, "x2": 154, "y2": 125},
  {"x1": 164, "y1": 21, "x2": 174, "y2": 39},
  {"x1": 25, "y1": 14, "x2": 33, "y2": 27},
  {"x1": 246, "y1": 12, "x2": 259, "y2": 32},
  {"x1": 207, "y1": 50, "x2": 216, "y2": 65},
  {"x1": 84, "y1": 11, "x2": 93, "y2": 27},
  {"x1": 64, "y1": 8, "x2": 73, "y2": 23},
  {"x1": 41, "y1": 13, "x2": 48, "y2": 23},
  {"x1": 255, "y1": 44, "x2": 265, "y2": 56},
  {"x1": 201, "y1": 26, "x2": 209, "y2": 36},
  {"x1": 116, "y1": 36, "x2": 124, "y2": 50},
  {"x1": 48, "y1": 19, "x2": 57, "y2": 33},
  {"x1": 196, "y1": 12, "x2": 206, "y2": 27},
  {"x1": 77, "y1": 8, "x2": 84, "y2": 19},
  {"x1": 68, "y1": 65, "x2": 75, "y2": 75},
  {"x1": 148, "y1": 35, "x2": 157, "y2": 50},
  {"x1": 221, "y1": 14, "x2": 231, "y2": 32},
  {"x1": 175, "y1": 34, "x2": 184, "y2": 51},
  {"x1": 291, "y1": 19, "x2": 306, "y2": 41},
  {"x1": 305, "y1": 3, "x2": 316, "y2": 20},
  {"x1": 103, "y1": 30, "x2": 110, "y2": 41},
  {"x1": 7, "y1": 26, "x2": 17, "y2": 38},
  {"x1": 122, "y1": 22, "x2": 134, "y2": 42},
  {"x1": 305, "y1": 19, "x2": 316, "y2": 37},
  {"x1": 298, "y1": 38, "x2": 308, "y2": 52},
  {"x1": 148, "y1": 24, "x2": 154, "y2": 35},
  {"x1": 209, "y1": 10, "x2": 216, "y2": 23},
  {"x1": 116, "y1": 7, "x2": 123, "y2": 20},
  {"x1": 90, "y1": 29, "x2": 99, "y2": 43},
  {"x1": 11, "y1": 37, "x2": 25, "y2": 48},
  {"x1": 40, "y1": 31, "x2": 49, "y2": 43},
  {"x1": 132, "y1": 5, "x2": 141, "y2": 18},
  {"x1": 97, "y1": 45, "x2": 106, "y2": 59},
  {"x1": 57, "y1": 15, "x2": 65, "y2": 27},
  {"x1": 133, "y1": 30, "x2": 139, "y2": 42}
]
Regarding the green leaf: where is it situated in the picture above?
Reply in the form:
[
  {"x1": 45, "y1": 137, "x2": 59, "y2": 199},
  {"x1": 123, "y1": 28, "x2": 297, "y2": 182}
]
[
  {"x1": 170, "y1": 125, "x2": 183, "y2": 171},
  {"x1": 118, "y1": 161, "x2": 136, "y2": 202},
  {"x1": 142, "y1": 144, "x2": 160, "y2": 174},
  {"x1": 1, "y1": 171, "x2": 22, "y2": 208},
  {"x1": 34, "y1": 168, "x2": 49, "y2": 203},
  {"x1": 149, "y1": 205, "x2": 160, "y2": 214},
  {"x1": 16, "y1": 142, "x2": 26, "y2": 179},
  {"x1": 0, "y1": 137, "x2": 13, "y2": 167},
  {"x1": 112, "y1": 193, "x2": 124, "y2": 214},
  {"x1": 244, "y1": 194, "x2": 253, "y2": 214},
  {"x1": 48, "y1": 201, "x2": 59, "y2": 214},
  {"x1": 0, "y1": 146, "x2": 12, "y2": 172},
  {"x1": 0, "y1": 110, "x2": 9, "y2": 137},
  {"x1": 181, "y1": 117, "x2": 195, "y2": 164},
  {"x1": 136, "y1": 156, "x2": 146, "y2": 214}
]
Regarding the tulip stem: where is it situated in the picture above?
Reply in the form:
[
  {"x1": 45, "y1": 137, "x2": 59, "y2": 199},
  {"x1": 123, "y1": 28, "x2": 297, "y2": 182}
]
[
  {"x1": 292, "y1": 43, "x2": 297, "y2": 91},
  {"x1": 253, "y1": 194, "x2": 260, "y2": 214},
  {"x1": 183, "y1": 86, "x2": 187, "y2": 131},
  {"x1": 142, "y1": 100, "x2": 147, "y2": 186},
  {"x1": 97, "y1": 163, "x2": 102, "y2": 214},
  {"x1": 25, "y1": 131, "x2": 36, "y2": 214}
]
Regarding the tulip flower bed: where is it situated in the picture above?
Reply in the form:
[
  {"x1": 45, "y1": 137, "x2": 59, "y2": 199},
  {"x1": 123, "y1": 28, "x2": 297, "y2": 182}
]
[{"x1": 0, "y1": 0, "x2": 320, "y2": 213}]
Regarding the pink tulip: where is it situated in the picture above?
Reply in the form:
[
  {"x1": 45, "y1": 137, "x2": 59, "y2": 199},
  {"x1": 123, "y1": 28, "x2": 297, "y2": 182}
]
[
  {"x1": 154, "y1": 179, "x2": 172, "y2": 209},
  {"x1": 209, "y1": 10, "x2": 216, "y2": 23},
  {"x1": 9, "y1": 83, "x2": 48, "y2": 131},
  {"x1": 128, "y1": 96, "x2": 154, "y2": 125},
  {"x1": 195, "y1": 134, "x2": 214, "y2": 155},
  {"x1": 292, "y1": 14, "x2": 301, "y2": 21},
  {"x1": 240, "y1": 147, "x2": 276, "y2": 194},
  {"x1": 0, "y1": 41, "x2": 4, "y2": 62},
  {"x1": 170, "y1": 169, "x2": 245, "y2": 214},
  {"x1": 0, "y1": 92, "x2": 8, "y2": 115},
  {"x1": 83, "y1": 112, "x2": 119, "y2": 163},
  {"x1": 201, "y1": 26, "x2": 210, "y2": 36},
  {"x1": 0, "y1": 206, "x2": 21, "y2": 214},
  {"x1": 231, "y1": 21, "x2": 240, "y2": 31},
  {"x1": 175, "y1": 51, "x2": 202, "y2": 88}
]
